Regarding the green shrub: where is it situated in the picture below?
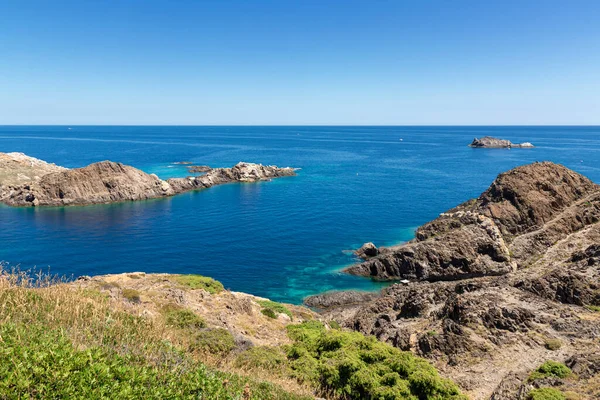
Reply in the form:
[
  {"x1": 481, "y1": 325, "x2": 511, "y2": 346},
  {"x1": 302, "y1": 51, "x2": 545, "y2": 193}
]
[
  {"x1": 528, "y1": 387, "x2": 567, "y2": 400},
  {"x1": 529, "y1": 361, "x2": 572, "y2": 381},
  {"x1": 121, "y1": 288, "x2": 141, "y2": 303},
  {"x1": 544, "y1": 338, "x2": 562, "y2": 351},
  {"x1": 163, "y1": 305, "x2": 206, "y2": 329},
  {"x1": 284, "y1": 321, "x2": 466, "y2": 400},
  {"x1": 261, "y1": 308, "x2": 278, "y2": 318},
  {"x1": 0, "y1": 323, "x2": 307, "y2": 400},
  {"x1": 586, "y1": 305, "x2": 600, "y2": 312},
  {"x1": 171, "y1": 274, "x2": 224, "y2": 294},
  {"x1": 190, "y1": 328, "x2": 236, "y2": 354},
  {"x1": 329, "y1": 320, "x2": 341, "y2": 330},
  {"x1": 257, "y1": 300, "x2": 293, "y2": 320}
]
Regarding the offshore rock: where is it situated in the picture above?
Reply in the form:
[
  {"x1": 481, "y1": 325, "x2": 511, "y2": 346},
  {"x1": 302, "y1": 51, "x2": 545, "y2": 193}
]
[
  {"x1": 0, "y1": 153, "x2": 295, "y2": 207},
  {"x1": 469, "y1": 136, "x2": 534, "y2": 148}
]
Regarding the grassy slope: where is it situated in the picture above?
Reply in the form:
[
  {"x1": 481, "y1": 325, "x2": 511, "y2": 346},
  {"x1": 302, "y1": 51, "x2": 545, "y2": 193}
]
[{"x1": 0, "y1": 268, "x2": 467, "y2": 399}]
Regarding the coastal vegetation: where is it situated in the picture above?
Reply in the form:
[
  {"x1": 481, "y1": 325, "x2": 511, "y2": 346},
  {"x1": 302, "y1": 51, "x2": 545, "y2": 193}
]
[
  {"x1": 170, "y1": 273, "x2": 225, "y2": 294},
  {"x1": 0, "y1": 266, "x2": 467, "y2": 399},
  {"x1": 0, "y1": 268, "x2": 309, "y2": 399}
]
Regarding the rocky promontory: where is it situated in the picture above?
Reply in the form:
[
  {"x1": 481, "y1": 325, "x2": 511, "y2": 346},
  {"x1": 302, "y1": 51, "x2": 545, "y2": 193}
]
[
  {"x1": 469, "y1": 136, "x2": 534, "y2": 148},
  {"x1": 0, "y1": 152, "x2": 295, "y2": 207},
  {"x1": 308, "y1": 162, "x2": 600, "y2": 399}
]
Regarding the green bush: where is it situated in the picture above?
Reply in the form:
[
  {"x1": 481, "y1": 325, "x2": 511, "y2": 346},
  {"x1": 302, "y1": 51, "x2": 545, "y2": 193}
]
[
  {"x1": 190, "y1": 328, "x2": 236, "y2": 354},
  {"x1": 0, "y1": 323, "x2": 307, "y2": 400},
  {"x1": 586, "y1": 305, "x2": 600, "y2": 312},
  {"x1": 544, "y1": 338, "x2": 562, "y2": 351},
  {"x1": 283, "y1": 321, "x2": 466, "y2": 400},
  {"x1": 163, "y1": 305, "x2": 206, "y2": 329},
  {"x1": 121, "y1": 288, "x2": 141, "y2": 303},
  {"x1": 529, "y1": 361, "x2": 572, "y2": 381},
  {"x1": 261, "y1": 308, "x2": 278, "y2": 318},
  {"x1": 329, "y1": 320, "x2": 341, "y2": 330},
  {"x1": 171, "y1": 274, "x2": 224, "y2": 294},
  {"x1": 528, "y1": 387, "x2": 567, "y2": 400},
  {"x1": 257, "y1": 300, "x2": 293, "y2": 320}
]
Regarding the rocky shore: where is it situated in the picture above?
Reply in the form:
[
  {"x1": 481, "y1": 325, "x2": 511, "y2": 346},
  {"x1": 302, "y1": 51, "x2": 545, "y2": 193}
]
[
  {"x1": 469, "y1": 136, "x2": 534, "y2": 148},
  {"x1": 307, "y1": 162, "x2": 600, "y2": 399},
  {"x1": 0, "y1": 152, "x2": 295, "y2": 207}
]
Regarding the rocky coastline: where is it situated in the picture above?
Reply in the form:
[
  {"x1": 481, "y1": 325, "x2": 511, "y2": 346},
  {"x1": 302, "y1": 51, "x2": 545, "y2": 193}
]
[
  {"x1": 469, "y1": 136, "x2": 534, "y2": 148},
  {"x1": 0, "y1": 152, "x2": 295, "y2": 207},
  {"x1": 307, "y1": 162, "x2": 600, "y2": 399}
]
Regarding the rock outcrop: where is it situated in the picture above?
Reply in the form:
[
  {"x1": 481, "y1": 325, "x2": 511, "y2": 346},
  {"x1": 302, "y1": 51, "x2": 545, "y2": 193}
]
[
  {"x1": 187, "y1": 165, "x2": 212, "y2": 173},
  {"x1": 0, "y1": 153, "x2": 295, "y2": 207},
  {"x1": 345, "y1": 162, "x2": 599, "y2": 281},
  {"x1": 470, "y1": 136, "x2": 534, "y2": 148},
  {"x1": 310, "y1": 162, "x2": 600, "y2": 399},
  {"x1": 354, "y1": 242, "x2": 379, "y2": 259}
]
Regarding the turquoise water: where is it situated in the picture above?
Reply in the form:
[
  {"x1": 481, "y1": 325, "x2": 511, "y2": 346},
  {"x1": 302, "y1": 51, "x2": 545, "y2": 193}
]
[{"x1": 1, "y1": 126, "x2": 599, "y2": 304}]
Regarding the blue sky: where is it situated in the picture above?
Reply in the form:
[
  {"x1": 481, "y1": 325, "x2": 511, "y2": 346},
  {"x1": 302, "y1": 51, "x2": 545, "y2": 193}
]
[{"x1": 1, "y1": 0, "x2": 599, "y2": 125}]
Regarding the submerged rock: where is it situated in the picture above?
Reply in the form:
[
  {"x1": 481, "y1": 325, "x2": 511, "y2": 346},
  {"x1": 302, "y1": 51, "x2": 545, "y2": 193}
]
[
  {"x1": 0, "y1": 153, "x2": 296, "y2": 207},
  {"x1": 469, "y1": 136, "x2": 534, "y2": 148}
]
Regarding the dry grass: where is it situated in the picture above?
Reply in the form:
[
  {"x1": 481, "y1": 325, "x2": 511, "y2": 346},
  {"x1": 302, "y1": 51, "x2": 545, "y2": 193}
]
[{"x1": 0, "y1": 265, "x2": 315, "y2": 398}]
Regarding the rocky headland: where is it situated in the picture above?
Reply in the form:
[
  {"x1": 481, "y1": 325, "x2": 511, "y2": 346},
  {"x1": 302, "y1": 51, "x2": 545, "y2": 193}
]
[
  {"x1": 469, "y1": 136, "x2": 534, "y2": 148},
  {"x1": 308, "y1": 162, "x2": 600, "y2": 399},
  {"x1": 0, "y1": 152, "x2": 295, "y2": 207}
]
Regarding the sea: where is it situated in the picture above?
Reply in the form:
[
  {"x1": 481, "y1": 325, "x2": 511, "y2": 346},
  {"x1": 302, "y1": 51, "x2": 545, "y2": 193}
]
[{"x1": 1, "y1": 126, "x2": 599, "y2": 304}]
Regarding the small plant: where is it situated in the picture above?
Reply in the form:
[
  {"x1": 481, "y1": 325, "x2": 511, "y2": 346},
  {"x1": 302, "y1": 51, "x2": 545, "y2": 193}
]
[
  {"x1": 544, "y1": 338, "x2": 562, "y2": 351},
  {"x1": 527, "y1": 387, "x2": 566, "y2": 400},
  {"x1": 329, "y1": 320, "x2": 341, "y2": 330},
  {"x1": 190, "y1": 328, "x2": 236, "y2": 354},
  {"x1": 163, "y1": 304, "x2": 206, "y2": 329},
  {"x1": 257, "y1": 300, "x2": 293, "y2": 320},
  {"x1": 529, "y1": 361, "x2": 572, "y2": 381},
  {"x1": 427, "y1": 330, "x2": 438, "y2": 336},
  {"x1": 261, "y1": 308, "x2": 278, "y2": 319},
  {"x1": 586, "y1": 305, "x2": 600, "y2": 312},
  {"x1": 122, "y1": 288, "x2": 141, "y2": 303},
  {"x1": 170, "y1": 274, "x2": 224, "y2": 294}
]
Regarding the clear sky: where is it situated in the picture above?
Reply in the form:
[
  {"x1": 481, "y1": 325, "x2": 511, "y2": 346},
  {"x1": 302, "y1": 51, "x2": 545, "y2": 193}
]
[{"x1": 1, "y1": 0, "x2": 599, "y2": 125}]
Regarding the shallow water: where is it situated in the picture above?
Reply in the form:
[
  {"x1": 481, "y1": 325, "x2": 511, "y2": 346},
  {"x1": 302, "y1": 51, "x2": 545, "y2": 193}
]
[{"x1": 1, "y1": 126, "x2": 599, "y2": 303}]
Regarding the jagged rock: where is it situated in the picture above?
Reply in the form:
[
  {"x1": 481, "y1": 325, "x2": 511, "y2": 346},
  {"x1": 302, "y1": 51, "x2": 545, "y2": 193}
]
[
  {"x1": 0, "y1": 154, "x2": 296, "y2": 207},
  {"x1": 345, "y1": 162, "x2": 599, "y2": 281},
  {"x1": 187, "y1": 165, "x2": 212, "y2": 173},
  {"x1": 354, "y1": 242, "x2": 379, "y2": 259},
  {"x1": 304, "y1": 290, "x2": 379, "y2": 309},
  {"x1": 469, "y1": 136, "x2": 534, "y2": 148}
]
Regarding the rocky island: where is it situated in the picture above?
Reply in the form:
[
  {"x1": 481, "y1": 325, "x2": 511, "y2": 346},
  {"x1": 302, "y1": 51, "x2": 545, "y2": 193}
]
[
  {"x1": 469, "y1": 136, "x2": 534, "y2": 148},
  {"x1": 0, "y1": 152, "x2": 295, "y2": 207},
  {"x1": 307, "y1": 162, "x2": 600, "y2": 399}
]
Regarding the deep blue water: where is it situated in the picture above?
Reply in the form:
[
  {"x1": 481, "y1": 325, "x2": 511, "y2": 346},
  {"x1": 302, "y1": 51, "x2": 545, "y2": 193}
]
[{"x1": 1, "y1": 126, "x2": 599, "y2": 304}]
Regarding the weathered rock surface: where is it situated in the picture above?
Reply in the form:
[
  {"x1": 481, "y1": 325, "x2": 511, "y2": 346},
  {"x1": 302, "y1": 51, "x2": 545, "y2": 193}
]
[
  {"x1": 470, "y1": 136, "x2": 534, "y2": 148},
  {"x1": 187, "y1": 165, "x2": 212, "y2": 173},
  {"x1": 0, "y1": 153, "x2": 295, "y2": 207},
  {"x1": 315, "y1": 162, "x2": 600, "y2": 399},
  {"x1": 345, "y1": 162, "x2": 599, "y2": 281},
  {"x1": 354, "y1": 242, "x2": 379, "y2": 259}
]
